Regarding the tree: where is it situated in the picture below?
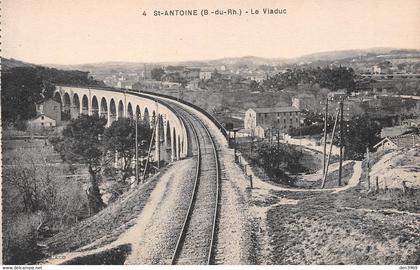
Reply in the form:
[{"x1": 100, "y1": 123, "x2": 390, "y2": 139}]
[
  {"x1": 341, "y1": 114, "x2": 382, "y2": 160},
  {"x1": 3, "y1": 147, "x2": 88, "y2": 264},
  {"x1": 150, "y1": 68, "x2": 165, "y2": 81},
  {"x1": 1, "y1": 66, "x2": 104, "y2": 123},
  {"x1": 102, "y1": 117, "x2": 153, "y2": 182},
  {"x1": 1, "y1": 68, "x2": 44, "y2": 122},
  {"x1": 52, "y1": 115, "x2": 107, "y2": 214},
  {"x1": 250, "y1": 142, "x2": 304, "y2": 186},
  {"x1": 249, "y1": 80, "x2": 262, "y2": 92}
]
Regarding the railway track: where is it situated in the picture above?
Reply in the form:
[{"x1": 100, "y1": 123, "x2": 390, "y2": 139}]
[{"x1": 168, "y1": 104, "x2": 221, "y2": 265}]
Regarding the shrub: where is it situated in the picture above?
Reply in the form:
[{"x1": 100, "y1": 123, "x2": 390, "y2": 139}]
[{"x1": 2, "y1": 212, "x2": 43, "y2": 264}]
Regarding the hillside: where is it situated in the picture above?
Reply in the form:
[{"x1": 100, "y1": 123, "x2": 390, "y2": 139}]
[
  {"x1": 1, "y1": 57, "x2": 38, "y2": 70},
  {"x1": 369, "y1": 148, "x2": 420, "y2": 190},
  {"x1": 294, "y1": 48, "x2": 420, "y2": 62},
  {"x1": 45, "y1": 47, "x2": 420, "y2": 73}
]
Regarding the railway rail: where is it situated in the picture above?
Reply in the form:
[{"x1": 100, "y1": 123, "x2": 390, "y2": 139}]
[{"x1": 168, "y1": 103, "x2": 221, "y2": 265}]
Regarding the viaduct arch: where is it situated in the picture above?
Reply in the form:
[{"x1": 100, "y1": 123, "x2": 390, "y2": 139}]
[{"x1": 54, "y1": 85, "x2": 188, "y2": 160}]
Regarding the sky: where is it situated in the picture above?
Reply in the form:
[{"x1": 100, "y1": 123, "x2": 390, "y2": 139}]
[{"x1": 3, "y1": 0, "x2": 420, "y2": 65}]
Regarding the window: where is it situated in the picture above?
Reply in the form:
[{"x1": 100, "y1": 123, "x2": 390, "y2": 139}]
[
  {"x1": 283, "y1": 119, "x2": 286, "y2": 124},
  {"x1": 50, "y1": 123, "x2": 52, "y2": 126},
  {"x1": 41, "y1": 116, "x2": 44, "y2": 120},
  {"x1": 41, "y1": 123, "x2": 44, "y2": 126}
]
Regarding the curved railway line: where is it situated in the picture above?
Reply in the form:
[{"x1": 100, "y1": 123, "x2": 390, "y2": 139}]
[
  {"x1": 167, "y1": 103, "x2": 221, "y2": 265},
  {"x1": 43, "y1": 89, "x2": 226, "y2": 265}
]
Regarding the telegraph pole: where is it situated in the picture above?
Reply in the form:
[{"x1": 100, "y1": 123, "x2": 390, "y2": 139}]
[
  {"x1": 321, "y1": 110, "x2": 340, "y2": 189},
  {"x1": 156, "y1": 115, "x2": 160, "y2": 169},
  {"x1": 366, "y1": 147, "x2": 371, "y2": 190},
  {"x1": 323, "y1": 98, "x2": 329, "y2": 176},
  {"x1": 277, "y1": 128, "x2": 280, "y2": 169},
  {"x1": 143, "y1": 116, "x2": 157, "y2": 182},
  {"x1": 338, "y1": 101, "x2": 344, "y2": 186},
  {"x1": 135, "y1": 112, "x2": 139, "y2": 184}
]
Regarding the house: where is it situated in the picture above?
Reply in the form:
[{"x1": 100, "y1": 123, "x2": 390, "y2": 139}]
[
  {"x1": 374, "y1": 134, "x2": 420, "y2": 151},
  {"x1": 372, "y1": 65, "x2": 382, "y2": 74},
  {"x1": 234, "y1": 128, "x2": 253, "y2": 138},
  {"x1": 186, "y1": 79, "x2": 200, "y2": 90},
  {"x1": 183, "y1": 68, "x2": 200, "y2": 80},
  {"x1": 117, "y1": 80, "x2": 137, "y2": 89},
  {"x1": 292, "y1": 94, "x2": 316, "y2": 111},
  {"x1": 199, "y1": 70, "x2": 212, "y2": 80},
  {"x1": 244, "y1": 106, "x2": 301, "y2": 138},
  {"x1": 28, "y1": 114, "x2": 56, "y2": 129},
  {"x1": 402, "y1": 118, "x2": 420, "y2": 127},
  {"x1": 380, "y1": 125, "x2": 414, "y2": 138},
  {"x1": 35, "y1": 99, "x2": 61, "y2": 124},
  {"x1": 327, "y1": 90, "x2": 347, "y2": 102},
  {"x1": 246, "y1": 74, "x2": 266, "y2": 83}
]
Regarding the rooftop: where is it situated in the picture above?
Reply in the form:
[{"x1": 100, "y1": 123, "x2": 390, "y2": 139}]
[
  {"x1": 250, "y1": 106, "x2": 300, "y2": 114},
  {"x1": 389, "y1": 134, "x2": 420, "y2": 148},
  {"x1": 380, "y1": 125, "x2": 414, "y2": 138}
]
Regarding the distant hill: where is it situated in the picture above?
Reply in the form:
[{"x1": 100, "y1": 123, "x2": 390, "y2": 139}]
[
  {"x1": 176, "y1": 56, "x2": 288, "y2": 67},
  {"x1": 1, "y1": 57, "x2": 38, "y2": 70},
  {"x1": 8, "y1": 47, "x2": 420, "y2": 74},
  {"x1": 48, "y1": 56, "x2": 288, "y2": 72},
  {"x1": 293, "y1": 48, "x2": 420, "y2": 63}
]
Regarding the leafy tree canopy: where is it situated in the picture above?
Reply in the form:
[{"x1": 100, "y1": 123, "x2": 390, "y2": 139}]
[
  {"x1": 150, "y1": 68, "x2": 165, "y2": 81},
  {"x1": 263, "y1": 66, "x2": 356, "y2": 93},
  {"x1": 59, "y1": 115, "x2": 108, "y2": 167},
  {"x1": 102, "y1": 117, "x2": 153, "y2": 180},
  {"x1": 1, "y1": 66, "x2": 104, "y2": 122}
]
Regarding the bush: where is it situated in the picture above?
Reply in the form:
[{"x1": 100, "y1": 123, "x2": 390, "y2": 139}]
[
  {"x1": 289, "y1": 123, "x2": 324, "y2": 136},
  {"x1": 2, "y1": 147, "x2": 89, "y2": 263},
  {"x1": 2, "y1": 212, "x2": 43, "y2": 264},
  {"x1": 14, "y1": 120, "x2": 28, "y2": 131},
  {"x1": 246, "y1": 142, "x2": 307, "y2": 186}
]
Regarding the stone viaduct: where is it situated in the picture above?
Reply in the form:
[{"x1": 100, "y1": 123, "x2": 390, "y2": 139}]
[{"x1": 53, "y1": 85, "x2": 188, "y2": 161}]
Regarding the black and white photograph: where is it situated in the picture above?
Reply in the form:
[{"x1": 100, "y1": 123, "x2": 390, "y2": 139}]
[{"x1": 1, "y1": 0, "x2": 420, "y2": 267}]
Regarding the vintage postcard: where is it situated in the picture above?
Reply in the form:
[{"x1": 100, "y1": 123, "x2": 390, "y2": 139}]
[{"x1": 1, "y1": 0, "x2": 420, "y2": 268}]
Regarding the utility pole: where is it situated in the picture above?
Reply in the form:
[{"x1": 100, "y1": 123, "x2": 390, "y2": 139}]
[
  {"x1": 135, "y1": 112, "x2": 139, "y2": 184},
  {"x1": 155, "y1": 115, "x2": 160, "y2": 169},
  {"x1": 366, "y1": 147, "x2": 370, "y2": 191},
  {"x1": 277, "y1": 128, "x2": 280, "y2": 170},
  {"x1": 321, "y1": 110, "x2": 340, "y2": 188},
  {"x1": 338, "y1": 101, "x2": 344, "y2": 186},
  {"x1": 233, "y1": 130, "x2": 237, "y2": 156},
  {"x1": 323, "y1": 98, "x2": 329, "y2": 176},
  {"x1": 143, "y1": 118, "x2": 157, "y2": 182}
]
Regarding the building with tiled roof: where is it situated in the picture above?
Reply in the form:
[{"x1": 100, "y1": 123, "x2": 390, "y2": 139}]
[
  {"x1": 244, "y1": 106, "x2": 301, "y2": 138},
  {"x1": 374, "y1": 134, "x2": 420, "y2": 152}
]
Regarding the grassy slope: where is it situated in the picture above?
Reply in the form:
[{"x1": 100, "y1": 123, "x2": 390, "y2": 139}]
[
  {"x1": 43, "y1": 170, "x2": 165, "y2": 254},
  {"x1": 262, "y1": 151, "x2": 420, "y2": 265}
]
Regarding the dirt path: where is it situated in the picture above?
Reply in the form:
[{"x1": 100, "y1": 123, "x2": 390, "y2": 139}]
[
  {"x1": 332, "y1": 161, "x2": 362, "y2": 193},
  {"x1": 251, "y1": 161, "x2": 362, "y2": 193},
  {"x1": 282, "y1": 137, "x2": 340, "y2": 156}
]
